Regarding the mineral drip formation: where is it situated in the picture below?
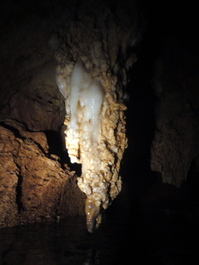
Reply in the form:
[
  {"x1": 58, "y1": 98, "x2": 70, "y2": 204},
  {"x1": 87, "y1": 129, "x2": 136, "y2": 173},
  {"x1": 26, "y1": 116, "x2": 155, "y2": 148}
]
[
  {"x1": 57, "y1": 61, "x2": 127, "y2": 232},
  {"x1": 53, "y1": 0, "x2": 143, "y2": 232}
]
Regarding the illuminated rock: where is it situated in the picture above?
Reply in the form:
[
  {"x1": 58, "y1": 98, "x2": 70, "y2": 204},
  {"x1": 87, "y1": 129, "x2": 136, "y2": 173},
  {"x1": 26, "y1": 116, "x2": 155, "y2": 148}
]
[
  {"x1": 0, "y1": 121, "x2": 85, "y2": 228},
  {"x1": 0, "y1": 0, "x2": 143, "y2": 229},
  {"x1": 53, "y1": 0, "x2": 142, "y2": 231}
]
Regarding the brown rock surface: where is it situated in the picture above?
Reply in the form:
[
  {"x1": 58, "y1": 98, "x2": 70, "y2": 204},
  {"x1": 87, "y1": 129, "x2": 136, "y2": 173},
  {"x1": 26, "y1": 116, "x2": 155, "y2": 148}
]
[{"x1": 0, "y1": 121, "x2": 85, "y2": 228}]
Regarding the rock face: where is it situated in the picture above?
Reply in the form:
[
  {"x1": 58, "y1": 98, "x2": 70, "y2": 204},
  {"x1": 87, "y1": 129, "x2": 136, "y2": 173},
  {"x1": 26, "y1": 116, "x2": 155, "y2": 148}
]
[
  {"x1": 0, "y1": 121, "x2": 85, "y2": 228},
  {"x1": 151, "y1": 47, "x2": 199, "y2": 187}
]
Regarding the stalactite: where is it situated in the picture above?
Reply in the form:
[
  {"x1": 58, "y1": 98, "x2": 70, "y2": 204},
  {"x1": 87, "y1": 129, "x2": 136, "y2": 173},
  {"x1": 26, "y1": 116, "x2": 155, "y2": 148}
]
[
  {"x1": 0, "y1": 0, "x2": 143, "y2": 229},
  {"x1": 53, "y1": 0, "x2": 142, "y2": 232}
]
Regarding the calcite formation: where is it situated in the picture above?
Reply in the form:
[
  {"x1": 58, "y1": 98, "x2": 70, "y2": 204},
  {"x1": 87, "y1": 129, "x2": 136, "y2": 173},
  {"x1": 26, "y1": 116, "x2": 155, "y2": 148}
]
[
  {"x1": 53, "y1": 0, "x2": 142, "y2": 232},
  {"x1": 0, "y1": 0, "x2": 143, "y2": 230},
  {"x1": 56, "y1": 61, "x2": 127, "y2": 232}
]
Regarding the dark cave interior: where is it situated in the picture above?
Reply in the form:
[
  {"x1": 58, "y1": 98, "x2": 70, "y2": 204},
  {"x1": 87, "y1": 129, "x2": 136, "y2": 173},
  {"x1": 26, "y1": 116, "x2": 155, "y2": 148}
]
[
  {"x1": 108, "y1": 0, "x2": 199, "y2": 212},
  {"x1": 1, "y1": 0, "x2": 199, "y2": 264}
]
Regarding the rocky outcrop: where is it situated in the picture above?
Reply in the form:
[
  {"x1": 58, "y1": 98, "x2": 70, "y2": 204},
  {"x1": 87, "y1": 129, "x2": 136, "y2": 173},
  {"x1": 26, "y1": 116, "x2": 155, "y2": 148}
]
[{"x1": 0, "y1": 121, "x2": 85, "y2": 228}]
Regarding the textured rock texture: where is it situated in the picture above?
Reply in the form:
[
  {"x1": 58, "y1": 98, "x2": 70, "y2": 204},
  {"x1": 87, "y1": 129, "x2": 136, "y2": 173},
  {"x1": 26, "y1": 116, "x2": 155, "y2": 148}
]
[
  {"x1": 151, "y1": 47, "x2": 199, "y2": 187},
  {"x1": 0, "y1": 121, "x2": 85, "y2": 228},
  {"x1": 52, "y1": 0, "x2": 143, "y2": 231},
  {"x1": 0, "y1": 1, "x2": 143, "y2": 228}
]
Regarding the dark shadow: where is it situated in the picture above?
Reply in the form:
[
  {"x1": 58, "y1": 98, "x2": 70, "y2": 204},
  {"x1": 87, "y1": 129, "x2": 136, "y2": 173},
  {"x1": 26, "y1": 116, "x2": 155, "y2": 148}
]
[
  {"x1": 15, "y1": 173, "x2": 24, "y2": 213},
  {"x1": 120, "y1": 50, "x2": 158, "y2": 203},
  {"x1": 45, "y1": 130, "x2": 82, "y2": 176},
  {"x1": 0, "y1": 121, "x2": 25, "y2": 140},
  {"x1": 45, "y1": 130, "x2": 69, "y2": 163}
]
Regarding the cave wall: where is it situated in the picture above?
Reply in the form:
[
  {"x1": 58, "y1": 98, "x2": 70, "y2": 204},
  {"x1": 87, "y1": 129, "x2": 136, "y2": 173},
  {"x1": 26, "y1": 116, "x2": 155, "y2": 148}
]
[
  {"x1": 0, "y1": 2, "x2": 76, "y2": 228},
  {"x1": 151, "y1": 45, "x2": 199, "y2": 187},
  {"x1": 0, "y1": 2, "x2": 65, "y2": 131},
  {"x1": 0, "y1": 120, "x2": 85, "y2": 228}
]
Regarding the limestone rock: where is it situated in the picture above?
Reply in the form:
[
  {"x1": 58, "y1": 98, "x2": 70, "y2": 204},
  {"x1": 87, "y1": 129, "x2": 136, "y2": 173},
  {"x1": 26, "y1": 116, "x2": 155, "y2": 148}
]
[
  {"x1": 53, "y1": 0, "x2": 143, "y2": 231},
  {"x1": 0, "y1": 122, "x2": 85, "y2": 228}
]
